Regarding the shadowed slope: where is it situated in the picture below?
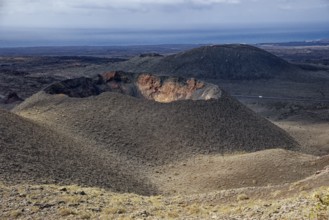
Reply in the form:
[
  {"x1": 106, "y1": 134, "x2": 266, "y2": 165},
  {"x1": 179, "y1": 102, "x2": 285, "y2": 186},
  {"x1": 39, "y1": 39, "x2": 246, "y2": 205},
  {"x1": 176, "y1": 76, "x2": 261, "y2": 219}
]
[{"x1": 0, "y1": 109, "x2": 157, "y2": 195}]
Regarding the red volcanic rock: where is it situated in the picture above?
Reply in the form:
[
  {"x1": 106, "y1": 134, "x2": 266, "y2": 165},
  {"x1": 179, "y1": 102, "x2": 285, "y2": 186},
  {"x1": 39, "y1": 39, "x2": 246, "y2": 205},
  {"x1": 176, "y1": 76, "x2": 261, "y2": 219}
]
[
  {"x1": 137, "y1": 74, "x2": 207, "y2": 102},
  {"x1": 43, "y1": 71, "x2": 221, "y2": 102}
]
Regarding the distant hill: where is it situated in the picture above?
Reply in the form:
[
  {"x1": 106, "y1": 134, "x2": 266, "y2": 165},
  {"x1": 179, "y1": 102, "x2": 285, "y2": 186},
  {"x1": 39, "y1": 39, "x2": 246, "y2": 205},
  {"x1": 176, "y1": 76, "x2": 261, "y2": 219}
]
[
  {"x1": 258, "y1": 39, "x2": 329, "y2": 47},
  {"x1": 107, "y1": 44, "x2": 300, "y2": 80}
]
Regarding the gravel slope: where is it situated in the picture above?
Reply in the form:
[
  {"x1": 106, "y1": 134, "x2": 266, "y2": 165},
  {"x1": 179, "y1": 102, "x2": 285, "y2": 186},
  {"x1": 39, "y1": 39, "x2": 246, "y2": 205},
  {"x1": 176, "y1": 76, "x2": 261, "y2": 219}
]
[{"x1": 0, "y1": 109, "x2": 156, "y2": 195}]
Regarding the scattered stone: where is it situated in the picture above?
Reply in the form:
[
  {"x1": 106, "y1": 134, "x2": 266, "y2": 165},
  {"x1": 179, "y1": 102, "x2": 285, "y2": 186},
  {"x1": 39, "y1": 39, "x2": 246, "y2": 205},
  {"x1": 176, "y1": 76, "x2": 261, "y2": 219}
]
[
  {"x1": 237, "y1": 194, "x2": 250, "y2": 201},
  {"x1": 34, "y1": 203, "x2": 54, "y2": 209},
  {"x1": 139, "y1": 210, "x2": 150, "y2": 217},
  {"x1": 76, "y1": 191, "x2": 87, "y2": 196},
  {"x1": 91, "y1": 208, "x2": 102, "y2": 212}
]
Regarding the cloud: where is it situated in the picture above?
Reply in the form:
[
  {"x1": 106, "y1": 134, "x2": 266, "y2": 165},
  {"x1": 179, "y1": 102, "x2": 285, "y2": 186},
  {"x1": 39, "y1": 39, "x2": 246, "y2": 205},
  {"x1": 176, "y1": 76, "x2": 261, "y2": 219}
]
[
  {"x1": 3, "y1": 0, "x2": 241, "y2": 14},
  {"x1": 1, "y1": 0, "x2": 328, "y2": 29},
  {"x1": 0, "y1": 0, "x2": 4, "y2": 19},
  {"x1": 277, "y1": 0, "x2": 329, "y2": 10},
  {"x1": 0, "y1": 0, "x2": 4, "y2": 10},
  {"x1": 70, "y1": 0, "x2": 241, "y2": 8},
  {"x1": 3, "y1": 0, "x2": 329, "y2": 15}
]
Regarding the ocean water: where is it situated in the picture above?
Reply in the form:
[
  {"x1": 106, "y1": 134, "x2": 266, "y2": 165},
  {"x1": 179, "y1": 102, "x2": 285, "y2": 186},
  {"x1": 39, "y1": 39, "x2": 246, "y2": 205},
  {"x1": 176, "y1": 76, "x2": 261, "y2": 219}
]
[{"x1": 0, "y1": 26, "x2": 328, "y2": 47}]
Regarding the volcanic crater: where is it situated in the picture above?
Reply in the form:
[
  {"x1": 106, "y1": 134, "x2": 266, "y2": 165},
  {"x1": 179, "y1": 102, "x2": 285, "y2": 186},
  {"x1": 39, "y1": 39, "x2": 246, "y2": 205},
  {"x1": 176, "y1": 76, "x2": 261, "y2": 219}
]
[{"x1": 43, "y1": 71, "x2": 222, "y2": 102}]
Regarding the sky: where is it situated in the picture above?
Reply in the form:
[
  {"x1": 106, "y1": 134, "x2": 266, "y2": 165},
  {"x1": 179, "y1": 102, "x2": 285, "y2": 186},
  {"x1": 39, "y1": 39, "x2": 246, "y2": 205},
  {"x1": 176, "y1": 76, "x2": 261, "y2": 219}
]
[{"x1": 0, "y1": 0, "x2": 328, "y2": 46}]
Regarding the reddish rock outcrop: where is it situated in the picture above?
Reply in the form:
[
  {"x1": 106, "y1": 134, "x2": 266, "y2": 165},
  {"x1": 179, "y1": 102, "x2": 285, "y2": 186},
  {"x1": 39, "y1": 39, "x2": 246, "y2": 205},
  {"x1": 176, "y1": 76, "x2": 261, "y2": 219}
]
[
  {"x1": 43, "y1": 71, "x2": 221, "y2": 102},
  {"x1": 137, "y1": 74, "x2": 207, "y2": 102}
]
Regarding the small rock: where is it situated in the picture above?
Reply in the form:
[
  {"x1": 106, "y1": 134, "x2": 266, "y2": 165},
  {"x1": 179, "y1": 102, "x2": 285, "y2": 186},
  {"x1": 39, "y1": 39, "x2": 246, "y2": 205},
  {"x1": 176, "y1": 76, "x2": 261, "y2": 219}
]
[
  {"x1": 237, "y1": 194, "x2": 249, "y2": 201},
  {"x1": 19, "y1": 193, "x2": 27, "y2": 198},
  {"x1": 139, "y1": 210, "x2": 150, "y2": 217},
  {"x1": 117, "y1": 209, "x2": 125, "y2": 214},
  {"x1": 91, "y1": 208, "x2": 102, "y2": 212},
  {"x1": 79, "y1": 191, "x2": 87, "y2": 195},
  {"x1": 73, "y1": 191, "x2": 87, "y2": 195},
  {"x1": 34, "y1": 203, "x2": 54, "y2": 209}
]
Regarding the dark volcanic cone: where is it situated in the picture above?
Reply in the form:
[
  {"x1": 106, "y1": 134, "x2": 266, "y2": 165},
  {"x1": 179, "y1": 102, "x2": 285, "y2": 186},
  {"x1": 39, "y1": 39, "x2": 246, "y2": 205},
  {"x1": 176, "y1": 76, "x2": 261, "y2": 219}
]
[
  {"x1": 15, "y1": 72, "x2": 298, "y2": 165},
  {"x1": 106, "y1": 44, "x2": 300, "y2": 80}
]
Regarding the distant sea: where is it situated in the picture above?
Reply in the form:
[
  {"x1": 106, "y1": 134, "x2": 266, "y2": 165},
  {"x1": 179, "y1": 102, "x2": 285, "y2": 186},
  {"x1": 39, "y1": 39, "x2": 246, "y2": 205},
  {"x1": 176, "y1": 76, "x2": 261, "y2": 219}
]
[{"x1": 0, "y1": 26, "x2": 328, "y2": 47}]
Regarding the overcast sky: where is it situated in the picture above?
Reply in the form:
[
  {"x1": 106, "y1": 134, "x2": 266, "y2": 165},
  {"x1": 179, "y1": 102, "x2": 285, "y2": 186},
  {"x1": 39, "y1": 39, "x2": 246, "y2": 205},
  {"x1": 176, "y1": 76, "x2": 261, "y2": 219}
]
[
  {"x1": 0, "y1": 0, "x2": 329, "y2": 29},
  {"x1": 0, "y1": 0, "x2": 328, "y2": 47}
]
